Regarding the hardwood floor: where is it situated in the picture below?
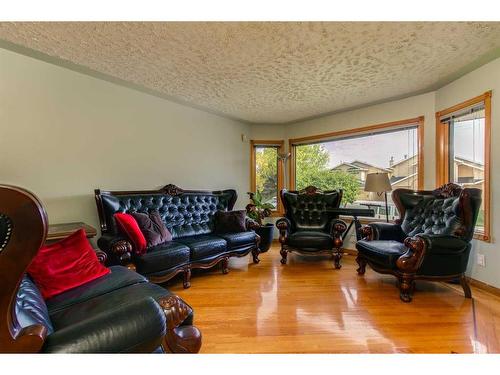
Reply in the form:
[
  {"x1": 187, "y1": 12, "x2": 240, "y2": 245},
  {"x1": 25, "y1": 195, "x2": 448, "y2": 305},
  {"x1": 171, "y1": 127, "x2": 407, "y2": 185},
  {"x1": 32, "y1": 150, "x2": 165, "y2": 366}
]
[{"x1": 166, "y1": 244, "x2": 500, "y2": 353}]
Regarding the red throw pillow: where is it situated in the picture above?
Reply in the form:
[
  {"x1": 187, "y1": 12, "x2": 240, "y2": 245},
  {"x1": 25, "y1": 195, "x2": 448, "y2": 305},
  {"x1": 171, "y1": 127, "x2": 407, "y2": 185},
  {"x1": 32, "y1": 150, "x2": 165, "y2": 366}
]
[
  {"x1": 27, "y1": 229, "x2": 110, "y2": 300},
  {"x1": 114, "y1": 213, "x2": 147, "y2": 255}
]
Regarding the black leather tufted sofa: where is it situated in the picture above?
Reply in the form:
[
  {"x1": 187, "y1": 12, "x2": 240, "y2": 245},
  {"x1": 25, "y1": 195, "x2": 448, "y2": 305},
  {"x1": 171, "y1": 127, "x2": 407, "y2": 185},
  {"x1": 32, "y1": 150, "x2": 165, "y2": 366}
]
[
  {"x1": 0, "y1": 184, "x2": 201, "y2": 353},
  {"x1": 276, "y1": 186, "x2": 348, "y2": 269},
  {"x1": 95, "y1": 184, "x2": 260, "y2": 288},
  {"x1": 356, "y1": 183, "x2": 482, "y2": 302}
]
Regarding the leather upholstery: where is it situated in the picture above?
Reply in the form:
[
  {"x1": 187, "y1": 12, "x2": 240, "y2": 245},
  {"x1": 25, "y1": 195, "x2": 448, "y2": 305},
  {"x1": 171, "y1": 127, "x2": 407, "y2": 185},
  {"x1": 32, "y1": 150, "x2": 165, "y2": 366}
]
[
  {"x1": 100, "y1": 190, "x2": 235, "y2": 239},
  {"x1": 44, "y1": 297, "x2": 166, "y2": 353},
  {"x1": 96, "y1": 187, "x2": 258, "y2": 279},
  {"x1": 356, "y1": 240, "x2": 407, "y2": 268},
  {"x1": 288, "y1": 231, "x2": 333, "y2": 251},
  {"x1": 216, "y1": 231, "x2": 256, "y2": 250},
  {"x1": 46, "y1": 266, "x2": 147, "y2": 314},
  {"x1": 369, "y1": 222, "x2": 406, "y2": 242},
  {"x1": 133, "y1": 242, "x2": 190, "y2": 275},
  {"x1": 15, "y1": 276, "x2": 54, "y2": 335},
  {"x1": 282, "y1": 190, "x2": 342, "y2": 232},
  {"x1": 175, "y1": 235, "x2": 228, "y2": 261},
  {"x1": 15, "y1": 266, "x2": 195, "y2": 353},
  {"x1": 356, "y1": 185, "x2": 482, "y2": 277}
]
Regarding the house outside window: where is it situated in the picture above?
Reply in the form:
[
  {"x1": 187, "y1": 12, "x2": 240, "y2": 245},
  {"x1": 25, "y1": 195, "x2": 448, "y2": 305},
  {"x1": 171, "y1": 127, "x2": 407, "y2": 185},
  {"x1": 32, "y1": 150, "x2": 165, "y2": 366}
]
[
  {"x1": 436, "y1": 91, "x2": 491, "y2": 241},
  {"x1": 289, "y1": 117, "x2": 424, "y2": 220}
]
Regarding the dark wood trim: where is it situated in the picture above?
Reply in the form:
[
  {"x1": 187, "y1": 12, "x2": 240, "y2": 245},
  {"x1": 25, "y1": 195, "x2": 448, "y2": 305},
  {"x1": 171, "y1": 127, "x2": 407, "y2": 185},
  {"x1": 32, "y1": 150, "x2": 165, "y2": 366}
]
[
  {"x1": 157, "y1": 295, "x2": 202, "y2": 353},
  {"x1": 288, "y1": 116, "x2": 425, "y2": 190},
  {"x1": 0, "y1": 185, "x2": 48, "y2": 353},
  {"x1": 46, "y1": 222, "x2": 97, "y2": 242},
  {"x1": 435, "y1": 91, "x2": 491, "y2": 242},
  {"x1": 148, "y1": 246, "x2": 259, "y2": 287},
  {"x1": 250, "y1": 140, "x2": 285, "y2": 215}
]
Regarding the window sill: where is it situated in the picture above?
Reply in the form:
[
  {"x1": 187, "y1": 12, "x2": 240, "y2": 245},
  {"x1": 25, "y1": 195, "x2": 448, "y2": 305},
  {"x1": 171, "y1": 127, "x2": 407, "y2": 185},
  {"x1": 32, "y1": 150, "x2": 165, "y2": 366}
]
[{"x1": 473, "y1": 232, "x2": 490, "y2": 243}]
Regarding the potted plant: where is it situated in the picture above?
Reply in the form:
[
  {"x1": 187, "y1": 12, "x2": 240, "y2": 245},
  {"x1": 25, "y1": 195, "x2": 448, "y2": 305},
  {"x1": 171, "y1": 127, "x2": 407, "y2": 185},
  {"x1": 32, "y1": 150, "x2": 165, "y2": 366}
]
[{"x1": 246, "y1": 191, "x2": 275, "y2": 252}]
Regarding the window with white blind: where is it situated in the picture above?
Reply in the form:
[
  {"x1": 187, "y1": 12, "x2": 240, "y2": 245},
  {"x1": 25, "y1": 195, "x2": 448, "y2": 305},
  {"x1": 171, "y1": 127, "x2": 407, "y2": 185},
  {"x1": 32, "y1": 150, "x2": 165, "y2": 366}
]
[{"x1": 436, "y1": 92, "x2": 491, "y2": 241}]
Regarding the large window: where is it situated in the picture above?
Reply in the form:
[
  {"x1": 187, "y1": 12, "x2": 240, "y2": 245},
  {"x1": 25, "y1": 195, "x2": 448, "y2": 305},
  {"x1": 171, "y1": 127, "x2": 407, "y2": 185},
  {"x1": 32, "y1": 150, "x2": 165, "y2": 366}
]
[
  {"x1": 250, "y1": 140, "x2": 285, "y2": 214},
  {"x1": 436, "y1": 91, "x2": 491, "y2": 242},
  {"x1": 289, "y1": 118, "x2": 424, "y2": 220}
]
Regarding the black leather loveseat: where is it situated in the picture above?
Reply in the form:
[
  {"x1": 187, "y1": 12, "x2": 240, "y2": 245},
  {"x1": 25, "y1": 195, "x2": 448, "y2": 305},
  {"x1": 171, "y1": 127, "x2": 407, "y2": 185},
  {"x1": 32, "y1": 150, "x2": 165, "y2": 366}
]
[{"x1": 95, "y1": 184, "x2": 260, "y2": 288}]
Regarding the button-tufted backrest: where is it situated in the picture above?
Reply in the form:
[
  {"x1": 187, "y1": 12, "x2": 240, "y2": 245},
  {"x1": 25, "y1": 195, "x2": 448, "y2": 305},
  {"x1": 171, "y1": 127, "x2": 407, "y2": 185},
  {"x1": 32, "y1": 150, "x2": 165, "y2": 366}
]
[
  {"x1": 393, "y1": 183, "x2": 482, "y2": 242},
  {"x1": 281, "y1": 186, "x2": 343, "y2": 232},
  {"x1": 96, "y1": 185, "x2": 237, "y2": 239}
]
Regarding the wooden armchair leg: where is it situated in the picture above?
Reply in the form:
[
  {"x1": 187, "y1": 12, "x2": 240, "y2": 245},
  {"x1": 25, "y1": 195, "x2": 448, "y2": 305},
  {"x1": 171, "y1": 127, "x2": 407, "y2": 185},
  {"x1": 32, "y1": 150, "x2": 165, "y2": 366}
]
[
  {"x1": 333, "y1": 249, "x2": 342, "y2": 269},
  {"x1": 158, "y1": 296, "x2": 202, "y2": 353},
  {"x1": 460, "y1": 275, "x2": 472, "y2": 299}
]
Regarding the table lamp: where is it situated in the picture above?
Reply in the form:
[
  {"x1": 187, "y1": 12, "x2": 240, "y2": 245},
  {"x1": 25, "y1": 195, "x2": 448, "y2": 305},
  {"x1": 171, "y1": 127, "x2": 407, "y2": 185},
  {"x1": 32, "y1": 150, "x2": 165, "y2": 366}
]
[{"x1": 364, "y1": 172, "x2": 392, "y2": 222}]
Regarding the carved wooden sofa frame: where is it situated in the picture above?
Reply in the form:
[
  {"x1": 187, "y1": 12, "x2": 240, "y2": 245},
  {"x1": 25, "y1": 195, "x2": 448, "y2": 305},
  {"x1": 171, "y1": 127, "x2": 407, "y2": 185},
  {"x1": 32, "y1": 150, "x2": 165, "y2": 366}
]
[{"x1": 95, "y1": 184, "x2": 260, "y2": 288}]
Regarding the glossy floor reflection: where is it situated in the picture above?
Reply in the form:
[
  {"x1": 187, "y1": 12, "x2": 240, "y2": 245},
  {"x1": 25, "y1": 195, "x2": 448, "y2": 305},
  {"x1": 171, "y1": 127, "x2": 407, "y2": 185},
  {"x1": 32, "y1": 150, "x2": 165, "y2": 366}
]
[{"x1": 167, "y1": 245, "x2": 500, "y2": 353}]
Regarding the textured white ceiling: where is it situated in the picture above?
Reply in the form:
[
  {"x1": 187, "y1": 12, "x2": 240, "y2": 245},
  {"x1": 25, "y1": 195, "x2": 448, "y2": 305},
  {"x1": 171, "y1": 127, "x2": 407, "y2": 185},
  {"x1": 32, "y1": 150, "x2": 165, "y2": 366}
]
[{"x1": 1, "y1": 22, "x2": 500, "y2": 124}]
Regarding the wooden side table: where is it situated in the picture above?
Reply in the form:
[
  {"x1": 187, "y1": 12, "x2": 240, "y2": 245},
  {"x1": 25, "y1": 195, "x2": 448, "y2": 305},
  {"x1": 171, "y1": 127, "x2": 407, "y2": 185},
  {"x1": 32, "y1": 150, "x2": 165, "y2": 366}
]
[{"x1": 46, "y1": 222, "x2": 97, "y2": 243}]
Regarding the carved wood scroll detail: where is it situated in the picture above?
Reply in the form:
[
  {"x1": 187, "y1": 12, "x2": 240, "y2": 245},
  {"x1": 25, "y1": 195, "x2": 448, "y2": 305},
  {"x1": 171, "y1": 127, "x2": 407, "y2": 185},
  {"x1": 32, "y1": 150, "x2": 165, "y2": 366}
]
[
  {"x1": 162, "y1": 184, "x2": 184, "y2": 196},
  {"x1": 157, "y1": 296, "x2": 202, "y2": 353}
]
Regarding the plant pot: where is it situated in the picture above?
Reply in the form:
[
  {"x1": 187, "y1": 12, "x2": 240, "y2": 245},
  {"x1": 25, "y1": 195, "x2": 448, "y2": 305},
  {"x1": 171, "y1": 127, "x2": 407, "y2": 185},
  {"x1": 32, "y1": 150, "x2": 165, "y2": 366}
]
[{"x1": 255, "y1": 223, "x2": 274, "y2": 252}]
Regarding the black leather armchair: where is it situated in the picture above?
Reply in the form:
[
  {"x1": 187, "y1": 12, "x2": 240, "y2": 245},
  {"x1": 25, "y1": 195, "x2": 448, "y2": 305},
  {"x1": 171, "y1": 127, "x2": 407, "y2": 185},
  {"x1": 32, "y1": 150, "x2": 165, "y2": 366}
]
[
  {"x1": 355, "y1": 183, "x2": 482, "y2": 302},
  {"x1": 276, "y1": 186, "x2": 348, "y2": 269},
  {"x1": 0, "y1": 184, "x2": 201, "y2": 353}
]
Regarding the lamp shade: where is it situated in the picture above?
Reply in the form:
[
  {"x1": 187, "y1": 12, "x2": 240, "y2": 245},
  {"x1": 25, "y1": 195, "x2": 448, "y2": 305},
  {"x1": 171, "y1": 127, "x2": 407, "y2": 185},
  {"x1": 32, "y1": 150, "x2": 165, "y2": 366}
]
[{"x1": 364, "y1": 172, "x2": 392, "y2": 192}]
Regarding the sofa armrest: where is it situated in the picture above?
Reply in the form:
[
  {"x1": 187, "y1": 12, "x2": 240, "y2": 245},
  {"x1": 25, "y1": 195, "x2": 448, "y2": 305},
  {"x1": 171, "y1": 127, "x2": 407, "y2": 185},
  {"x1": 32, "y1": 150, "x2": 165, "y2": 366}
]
[
  {"x1": 362, "y1": 222, "x2": 405, "y2": 242},
  {"x1": 97, "y1": 234, "x2": 133, "y2": 265},
  {"x1": 276, "y1": 217, "x2": 291, "y2": 244},
  {"x1": 157, "y1": 296, "x2": 202, "y2": 353}
]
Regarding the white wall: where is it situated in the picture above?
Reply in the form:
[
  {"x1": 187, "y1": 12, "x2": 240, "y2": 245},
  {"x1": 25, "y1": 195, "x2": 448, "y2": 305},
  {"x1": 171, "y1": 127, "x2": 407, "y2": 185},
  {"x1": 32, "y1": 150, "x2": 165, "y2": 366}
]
[
  {"x1": 0, "y1": 48, "x2": 251, "y2": 244},
  {"x1": 436, "y1": 57, "x2": 500, "y2": 288}
]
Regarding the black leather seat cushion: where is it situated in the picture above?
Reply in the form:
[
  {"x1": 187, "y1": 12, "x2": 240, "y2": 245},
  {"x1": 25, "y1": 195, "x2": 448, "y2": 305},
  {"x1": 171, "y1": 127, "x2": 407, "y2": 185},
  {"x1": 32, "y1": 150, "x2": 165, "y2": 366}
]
[
  {"x1": 46, "y1": 266, "x2": 147, "y2": 314},
  {"x1": 356, "y1": 240, "x2": 407, "y2": 268},
  {"x1": 133, "y1": 242, "x2": 190, "y2": 275},
  {"x1": 175, "y1": 235, "x2": 227, "y2": 261},
  {"x1": 287, "y1": 230, "x2": 333, "y2": 250},
  {"x1": 43, "y1": 296, "x2": 166, "y2": 353},
  {"x1": 216, "y1": 231, "x2": 255, "y2": 250},
  {"x1": 49, "y1": 282, "x2": 176, "y2": 329}
]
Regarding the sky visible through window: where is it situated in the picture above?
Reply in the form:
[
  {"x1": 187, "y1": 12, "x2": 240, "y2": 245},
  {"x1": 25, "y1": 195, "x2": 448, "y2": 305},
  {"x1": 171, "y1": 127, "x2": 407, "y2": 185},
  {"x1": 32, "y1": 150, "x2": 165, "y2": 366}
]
[{"x1": 322, "y1": 127, "x2": 418, "y2": 169}]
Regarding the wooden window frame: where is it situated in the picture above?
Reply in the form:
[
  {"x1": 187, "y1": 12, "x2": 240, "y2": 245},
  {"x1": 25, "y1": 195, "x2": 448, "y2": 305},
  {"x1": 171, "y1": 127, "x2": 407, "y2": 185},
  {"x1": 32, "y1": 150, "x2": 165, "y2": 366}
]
[
  {"x1": 288, "y1": 116, "x2": 425, "y2": 191},
  {"x1": 250, "y1": 140, "x2": 285, "y2": 216},
  {"x1": 435, "y1": 91, "x2": 491, "y2": 242}
]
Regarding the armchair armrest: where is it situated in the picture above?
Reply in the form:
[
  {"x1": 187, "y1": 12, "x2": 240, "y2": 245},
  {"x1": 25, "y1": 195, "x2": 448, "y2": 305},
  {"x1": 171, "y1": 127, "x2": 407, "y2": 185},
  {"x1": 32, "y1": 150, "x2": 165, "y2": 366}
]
[
  {"x1": 276, "y1": 217, "x2": 291, "y2": 244},
  {"x1": 362, "y1": 222, "x2": 405, "y2": 242},
  {"x1": 97, "y1": 234, "x2": 133, "y2": 265},
  {"x1": 417, "y1": 234, "x2": 469, "y2": 255},
  {"x1": 245, "y1": 217, "x2": 260, "y2": 231},
  {"x1": 330, "y1": 219, "x2": 347, "y2": 248}
]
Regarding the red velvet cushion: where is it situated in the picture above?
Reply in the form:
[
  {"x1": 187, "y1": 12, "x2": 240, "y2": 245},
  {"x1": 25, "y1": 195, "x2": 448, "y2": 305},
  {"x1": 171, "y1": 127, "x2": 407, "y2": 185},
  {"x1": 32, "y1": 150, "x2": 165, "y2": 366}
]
[
  {"x1": 27, "y1": 229, "x2": 110, "y2": 300},
  {"x1": 114, "y1": 213, "x2": 147, "y2": 255}
]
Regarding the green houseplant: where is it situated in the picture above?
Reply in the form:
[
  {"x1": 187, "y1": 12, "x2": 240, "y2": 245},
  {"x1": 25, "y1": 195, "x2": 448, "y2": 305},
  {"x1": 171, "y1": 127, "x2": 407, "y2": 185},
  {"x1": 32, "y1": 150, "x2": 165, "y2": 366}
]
[{"x1": 246, "y1": 191, "x2": 275, "y2": 252}]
